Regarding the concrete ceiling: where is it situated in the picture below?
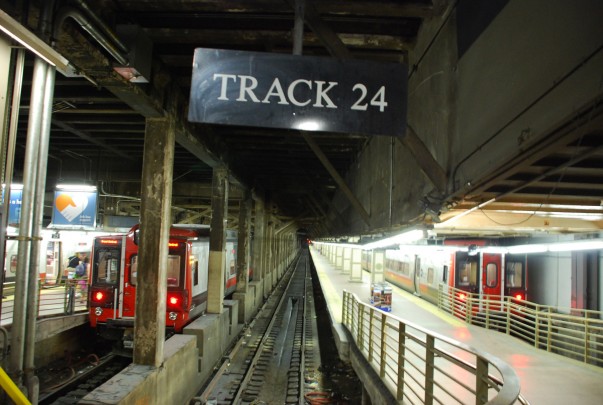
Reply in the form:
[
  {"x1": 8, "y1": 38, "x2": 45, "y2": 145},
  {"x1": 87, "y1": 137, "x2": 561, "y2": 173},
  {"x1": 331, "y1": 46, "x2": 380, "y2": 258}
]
[{"x1": 4, "y1": 0, "x2": 603, "y2": 238}]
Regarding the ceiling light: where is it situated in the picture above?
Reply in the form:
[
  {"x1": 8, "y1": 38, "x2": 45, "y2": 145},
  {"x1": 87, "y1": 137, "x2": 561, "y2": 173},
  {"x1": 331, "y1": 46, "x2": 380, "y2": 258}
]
[
  {"x1": 362, "y1": 229, "x2": 425, "y2": 250},
  {"x1": 56, "y1": 184, "x2": 97, "y2": 192}
]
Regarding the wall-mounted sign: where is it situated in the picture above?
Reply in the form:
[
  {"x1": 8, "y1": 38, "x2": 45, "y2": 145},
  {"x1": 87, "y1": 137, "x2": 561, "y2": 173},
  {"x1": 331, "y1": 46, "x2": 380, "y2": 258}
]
[
  {"x1": 7, "y1": 187, "x2": 22, "y2": 227},
  {"x1": 188, "y1": 48, "x2": 407, "y2": 136},
  {"x1": 51, "y1": 190, "x2": 97, "y2": 229}
]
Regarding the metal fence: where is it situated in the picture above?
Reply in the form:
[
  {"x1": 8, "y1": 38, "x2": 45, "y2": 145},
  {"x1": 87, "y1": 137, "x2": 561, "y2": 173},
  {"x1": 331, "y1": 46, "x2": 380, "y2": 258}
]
[
  {"x1": 1, "y1": 278, "x2": 88, "y2": 327},
  {"x1": 437, "y1": 285, "x2": 603, "y2": 368},
  {"x1": 342, "y1": 290, "x2": 524, "y2": 405}
]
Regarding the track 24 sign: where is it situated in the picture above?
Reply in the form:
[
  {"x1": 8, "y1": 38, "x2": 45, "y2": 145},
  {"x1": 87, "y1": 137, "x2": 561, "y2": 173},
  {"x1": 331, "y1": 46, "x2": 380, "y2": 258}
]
[{"x1": 188, "y1": 48, "x2": 407, "y2": 136}]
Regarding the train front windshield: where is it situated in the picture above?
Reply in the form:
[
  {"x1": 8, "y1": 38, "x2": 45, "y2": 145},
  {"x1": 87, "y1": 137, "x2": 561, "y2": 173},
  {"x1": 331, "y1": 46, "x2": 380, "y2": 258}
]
[
  {"x1": 93, "y1": 243, "x2": 121, "y2": 284},
  {"x1": 505, "y1": 255, "x2": 526, "y2": 288}
]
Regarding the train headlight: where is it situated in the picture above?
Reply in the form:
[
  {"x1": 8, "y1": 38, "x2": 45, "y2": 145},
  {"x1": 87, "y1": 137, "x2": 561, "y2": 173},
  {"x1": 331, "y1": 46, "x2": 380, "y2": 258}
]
[
  {"x1": 95, "y1": 307, "x2": 103, "y2": 316},
  {"x1": 168, "y1": 312, "x2": 177, "y2": 321}
]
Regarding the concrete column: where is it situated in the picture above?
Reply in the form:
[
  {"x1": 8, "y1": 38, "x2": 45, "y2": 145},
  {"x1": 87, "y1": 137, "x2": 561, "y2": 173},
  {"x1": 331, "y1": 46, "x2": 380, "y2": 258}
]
[
  {"x1": 134, "y1": 117, "x2": 175, "y2": 367},
  {"x1": 350, "y1": 248, "x2": 363, "y2": 282},
  {"x1": 236, "y1": 191, "x2": 252, "y2": 293},
  {"x1": 251, "y1": 193, "x2": 264, "y2": 282},
  {"x1": 343, "y1": 247, "x2": 352, "y2": 274},
  {"x1": 268, "y1": 218, "x2": 276, "y2": 289},
  {"x1": 208, "y1": 168, "x2": 228, "y2": 313},
  {"x1": 336, "y1": 246, "x2": 344, "y2": 269},
  {"x1": 371, "y1": 250, "x2": 385, "y2": 284}
]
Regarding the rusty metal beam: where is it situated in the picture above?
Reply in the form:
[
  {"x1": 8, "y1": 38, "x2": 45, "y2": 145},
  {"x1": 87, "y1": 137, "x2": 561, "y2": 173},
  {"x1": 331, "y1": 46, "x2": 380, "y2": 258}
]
[
  {"x1": 302, "y1": 132, "x2": 371, "y2": 226},
  {"x1": 399, "y1": 125, "x2": 448, "y2": 194}
]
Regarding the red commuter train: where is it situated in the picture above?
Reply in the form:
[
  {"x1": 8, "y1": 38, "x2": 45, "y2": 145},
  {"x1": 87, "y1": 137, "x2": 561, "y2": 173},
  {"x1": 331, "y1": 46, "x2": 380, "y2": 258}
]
[{"x1": 88, "y1": 224, "x2": 237, "y2": 347}]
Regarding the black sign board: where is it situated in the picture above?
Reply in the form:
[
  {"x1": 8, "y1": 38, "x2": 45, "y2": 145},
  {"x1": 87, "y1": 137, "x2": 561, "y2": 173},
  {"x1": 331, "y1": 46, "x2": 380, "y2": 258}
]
[{"x1": 188, "y1": 48, "x2": 407, "y2": 136}]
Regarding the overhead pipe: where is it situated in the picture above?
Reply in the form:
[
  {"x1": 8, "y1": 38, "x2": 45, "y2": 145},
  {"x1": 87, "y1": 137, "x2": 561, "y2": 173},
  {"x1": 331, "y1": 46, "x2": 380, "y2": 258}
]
[
  {"x1": 53, "y1": 6, "x2": 129, "y2": 67},
  {"x1": 72, "y1": 0, "x2": 129, "y2": 54}
]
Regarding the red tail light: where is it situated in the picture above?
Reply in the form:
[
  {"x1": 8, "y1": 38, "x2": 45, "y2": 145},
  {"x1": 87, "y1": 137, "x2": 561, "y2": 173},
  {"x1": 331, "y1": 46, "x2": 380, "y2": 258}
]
[
  {"x1": 167, "y1": 291, "x2": 188, "y2": 310},
  {"x1": 90, "y1": 287, "x2": 114, "y2": 307},
  {"x1": 514, "y1": 293, "x2": 524, "y2": 301},
  {"x1": 459, "y1": 293, "x2": 467, "y2": 301}
]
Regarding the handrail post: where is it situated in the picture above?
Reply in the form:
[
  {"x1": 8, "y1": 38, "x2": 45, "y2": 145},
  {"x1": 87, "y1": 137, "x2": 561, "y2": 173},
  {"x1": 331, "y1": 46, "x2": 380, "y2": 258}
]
[
  {"x1": 584, "y1": 317, "x2": 589, "y2": 363},
  {"x1": 425, "y1": 335, "x2": 434, "y2": 405},
  {"x1": 476, "y1": 356, "x2": 488, "y2": 404},
  {"x1": 342, "y1": 291, "x2": 348, "y2": 326},
  {"x1": 368, "y1": 307, "x2": 374, "y2": 362},
  {"x1": 357, "y1": 301, "x2": 363, "y2": 349},
  {"x1": 547, "y1": 308, "x2": 552, "y2": 352},
  {"x1": 506, "y1": 297, "x2": 512, "y2": 335},
  {"x1": 379, "y1": 313, "x2": 386, "y2": 378},
  {"x1": 397, "y1": 321, "x2": 406, "y2": 401}
]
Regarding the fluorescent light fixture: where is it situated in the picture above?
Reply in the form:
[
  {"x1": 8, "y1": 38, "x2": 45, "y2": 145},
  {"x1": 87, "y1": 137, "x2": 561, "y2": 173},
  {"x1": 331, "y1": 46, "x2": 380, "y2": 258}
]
[
  {"x1": 506, "y1": 244, "x2": 548, "y2": 254},
  {"x1": 362, "y1": 229, "x2": 424, "y2": 250},
  {"x1": 548, "y1": 240, "x2": 603, "y2": 252},
  {"x1": 0, "y1": 9, "x2": 76, "y2": 76},
  {"x1": 295, "y1": 119, "x2": 323, "y2": 131},
  {"x1": 56, "y1": 184, "x2": 97, "y2": 192},
  {"x1": 506, "y1": 240, "x2": 603, "y2": 254},
  {"x1": 2, "y1": 183, "x2": 23, "y2": 190}
]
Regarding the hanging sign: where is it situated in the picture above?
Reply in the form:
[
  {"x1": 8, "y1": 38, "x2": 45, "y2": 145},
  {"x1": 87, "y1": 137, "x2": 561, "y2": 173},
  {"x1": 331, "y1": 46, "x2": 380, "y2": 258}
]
[
  {"x1": 188, "y1": 48, "x2": 407, "y2": 136},
  {"x1": 51, "y1": 189, "x2": 98, "y2": 229}
]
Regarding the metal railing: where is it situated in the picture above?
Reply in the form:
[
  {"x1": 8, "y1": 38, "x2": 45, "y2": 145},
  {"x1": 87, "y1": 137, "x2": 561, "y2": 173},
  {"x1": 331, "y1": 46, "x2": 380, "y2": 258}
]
[
  {"x1": 437, "y1": 285, "x2": 603, "y2": 368},
  {"x1": 1, "y1": 278, "x2": 88, "y2": 327},
  {"x1": 343, "y1": 290, "x2": 523, "y2": 405}
]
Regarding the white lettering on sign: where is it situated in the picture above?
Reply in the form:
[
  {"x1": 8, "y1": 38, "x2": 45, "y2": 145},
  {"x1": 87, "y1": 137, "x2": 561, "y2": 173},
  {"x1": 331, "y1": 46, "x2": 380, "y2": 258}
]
[{"x1": 212, "y1": 73, "x2": 384, "y2": 111}]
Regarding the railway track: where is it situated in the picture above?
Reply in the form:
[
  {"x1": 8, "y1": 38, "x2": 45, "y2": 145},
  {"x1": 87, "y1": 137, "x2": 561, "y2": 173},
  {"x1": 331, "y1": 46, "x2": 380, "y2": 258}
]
[
  {"x1": 195, "y1": 249, "x2": 321, "y2": 404},
  {"x1": 38, "y1": 352, "x2": 131, "y2": 404}
]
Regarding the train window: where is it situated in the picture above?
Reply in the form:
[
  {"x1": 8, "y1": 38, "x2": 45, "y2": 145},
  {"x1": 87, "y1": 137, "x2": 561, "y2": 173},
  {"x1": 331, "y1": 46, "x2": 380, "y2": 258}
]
[
  {"x1": 506, "y1": 261, "x2": 524, "y2": 288},
  {"x1": 442, "y1": 265, "x2": 448, "y2": 282},
  {"x1": 427, "y1": 267, "x2": 434, "y2": 284},
  {"x1": 458, "y1": 261, "x2": 478, "y2": 287},
  {"x1": 130, "y1": 255, "x2": 138, "y2": 286},
  {"x1": 94, "y1": 249, "x2": 120, "y2": 284},
  {"x1": 486, "y1": 263, "x2": 498, "y2": 288},
  {"x1": 167, "y1": 255, "x2": 181, "y2": 287},
  {"x1": 401, "y1": 262, "x2": 410, "y2": 276},
  {"x1": 193, "y1": 259, "x2": 199, "y2": 286}
]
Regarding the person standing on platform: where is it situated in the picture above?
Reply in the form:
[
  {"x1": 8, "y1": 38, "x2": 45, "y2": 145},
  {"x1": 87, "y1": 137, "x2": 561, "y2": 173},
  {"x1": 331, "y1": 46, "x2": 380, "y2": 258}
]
[{"x1": 75, "y1": 256, "x2": 89, "y2": 300}]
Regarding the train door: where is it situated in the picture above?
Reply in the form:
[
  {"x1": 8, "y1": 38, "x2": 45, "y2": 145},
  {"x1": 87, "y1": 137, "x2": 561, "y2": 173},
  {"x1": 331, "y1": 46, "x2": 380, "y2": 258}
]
[
  {"x1": 505, "y1": 253, "x2": 527, "y2": 301},
  {"x1": 413, "y1": 255, "x2": 422, "y2": 297},
  {"x1": 481, "y1": 253, "x2": 502, "y2": 298},
  {"x1": 454, "y1": 251, "x2": 479, "y2": 295},
  {"x1": 481, "y1": 252, "x2": 502, "y2": 311},
  {"x1": 224, "y1": 233, "x2": 238, "y2": 295}
]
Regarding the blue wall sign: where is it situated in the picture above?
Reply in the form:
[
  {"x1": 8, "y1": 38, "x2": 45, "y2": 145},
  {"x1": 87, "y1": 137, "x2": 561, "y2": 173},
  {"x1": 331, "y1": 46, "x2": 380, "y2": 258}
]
[
  {"x1": 8, "y1": 188, "x2": 22, "y2": 227},
  {"x1": 51, "y1": 190, "x2": 97, "y2": 229},
  {"x1": 188, "y1": 48, "x2": 408, "y2": 136}
]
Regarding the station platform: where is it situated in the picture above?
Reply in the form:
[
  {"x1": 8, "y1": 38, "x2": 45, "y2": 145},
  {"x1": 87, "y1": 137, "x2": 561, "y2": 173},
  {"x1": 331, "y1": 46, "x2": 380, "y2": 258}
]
[{"x1": 309, "y1": 246, "x2": 603, "y2": 404}]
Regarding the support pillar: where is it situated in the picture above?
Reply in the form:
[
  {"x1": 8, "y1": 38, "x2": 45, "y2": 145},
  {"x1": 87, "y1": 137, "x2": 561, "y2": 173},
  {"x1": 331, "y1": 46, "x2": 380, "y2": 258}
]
[
  {"x1": 208, "y1": 168, "x2": 228, "y2": 314},
  {"x1": 134, "y1": 117, "x2": 175, "y2": 367},
  {"x1": 350, "y1": 248, "x2": 363, "y2": 282},
  {"x1": 252, "y1": 192, "x2": 266, "y2": 299},
  {"x1": 371, "y1": 250, "x2": 385, "y2": 284},
  {"x1": 236, "y1": 191, "x2": 252, "y2": 293}
]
